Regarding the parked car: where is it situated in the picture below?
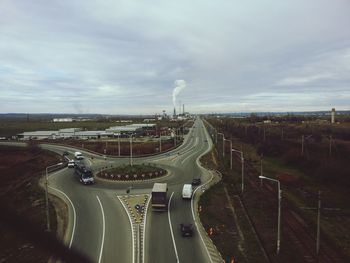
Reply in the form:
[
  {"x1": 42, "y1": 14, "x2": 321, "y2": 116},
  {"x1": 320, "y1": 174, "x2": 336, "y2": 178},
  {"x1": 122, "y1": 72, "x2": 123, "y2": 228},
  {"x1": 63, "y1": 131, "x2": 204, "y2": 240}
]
[
  {"x1": 191, "y1": 178, "x2": 201, "y2": 186},
  {"x1": 180, "y1": 223, "x2": 193, "y2": 237}
]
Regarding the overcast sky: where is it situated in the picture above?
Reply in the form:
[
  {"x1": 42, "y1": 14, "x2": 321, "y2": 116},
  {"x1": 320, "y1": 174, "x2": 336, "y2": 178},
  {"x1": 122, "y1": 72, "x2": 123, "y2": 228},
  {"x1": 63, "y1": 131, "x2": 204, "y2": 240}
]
[{"x1": 1, "y1": 0, "x2": 350, "y2": 114}]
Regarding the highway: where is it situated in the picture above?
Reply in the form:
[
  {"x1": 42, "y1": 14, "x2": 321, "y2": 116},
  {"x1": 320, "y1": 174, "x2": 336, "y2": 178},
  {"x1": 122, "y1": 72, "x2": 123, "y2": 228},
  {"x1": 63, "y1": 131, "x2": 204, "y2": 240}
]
[{"x1": 44, "y1": 117, "x2": 222, "y2": 263}]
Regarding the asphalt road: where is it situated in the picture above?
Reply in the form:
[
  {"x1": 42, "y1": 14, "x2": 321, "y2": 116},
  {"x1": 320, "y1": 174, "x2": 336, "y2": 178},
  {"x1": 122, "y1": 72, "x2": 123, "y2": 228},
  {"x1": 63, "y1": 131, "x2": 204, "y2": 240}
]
[{"x1": 45, "y1": 117, "x2": 218, "y2": 263}]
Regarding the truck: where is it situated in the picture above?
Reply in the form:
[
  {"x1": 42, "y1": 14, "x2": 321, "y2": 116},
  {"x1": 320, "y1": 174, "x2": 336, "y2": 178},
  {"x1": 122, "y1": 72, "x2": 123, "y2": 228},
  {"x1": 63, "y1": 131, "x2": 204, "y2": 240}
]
[
  {"x1": 74, "y1": 161, "x2": 94, "y2": 185},
  {"x1": 151, "y1": 183, "x2": 168, "y2": 211},
  {"x1": 74, "y1": 151, "x2": 84, "y2": 160}
]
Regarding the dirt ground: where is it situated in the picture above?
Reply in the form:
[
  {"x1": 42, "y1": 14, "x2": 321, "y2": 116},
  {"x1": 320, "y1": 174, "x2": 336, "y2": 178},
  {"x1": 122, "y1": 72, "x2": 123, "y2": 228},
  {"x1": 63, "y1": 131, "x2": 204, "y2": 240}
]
[
  {"x1": 0, "y1": 145, "x2": 65, "y2": 263},
  {"x1": 199, "y1": 143, "x2": 349, "y2": 263}
]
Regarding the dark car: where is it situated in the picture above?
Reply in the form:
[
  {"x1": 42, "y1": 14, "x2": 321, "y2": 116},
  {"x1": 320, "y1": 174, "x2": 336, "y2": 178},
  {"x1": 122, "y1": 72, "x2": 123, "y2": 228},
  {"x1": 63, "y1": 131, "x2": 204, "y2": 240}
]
[
  {"x1": 62, "y1": 151, "x2": 69, "y2": 156},
  {"x1": 192, "y1": 178, "x2": 201, "y2": 186},
  {"x1": 180, "y1": 223, "x2": 193, "y2": 237}
]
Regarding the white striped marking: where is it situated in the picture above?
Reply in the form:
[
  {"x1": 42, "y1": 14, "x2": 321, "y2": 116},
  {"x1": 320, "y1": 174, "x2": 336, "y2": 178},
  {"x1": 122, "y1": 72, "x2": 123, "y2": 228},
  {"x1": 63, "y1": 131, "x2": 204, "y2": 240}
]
[
  {"x1": 49, "y1": 186, "x2": 76, "y2": 249},
  {"x1": 117, "y1": 196, "x2": 135, "y2": 263},
  {"x1": 167, "y1": 192, "x2": 180, "y2": 263},
  {"x1": 142, "y1": 195, "x2": 151, "y2": 263},
  {"x1": 96, "y1": 195, "x2": 106, "y2": 263}
]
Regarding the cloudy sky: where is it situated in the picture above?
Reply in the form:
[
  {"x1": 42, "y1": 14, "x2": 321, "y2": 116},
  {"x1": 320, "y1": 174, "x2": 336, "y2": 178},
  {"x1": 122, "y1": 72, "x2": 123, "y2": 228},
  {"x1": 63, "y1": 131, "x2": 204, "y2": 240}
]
[{"x1": 1, "y1": 0, "x2": 350, "y2": 114}]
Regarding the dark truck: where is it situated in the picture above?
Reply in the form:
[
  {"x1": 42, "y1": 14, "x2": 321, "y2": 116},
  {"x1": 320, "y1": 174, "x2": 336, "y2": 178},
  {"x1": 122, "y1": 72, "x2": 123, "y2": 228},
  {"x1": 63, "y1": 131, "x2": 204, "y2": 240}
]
[{"x1": 151, "y1": 183, "x2": 168, "y2": 211}]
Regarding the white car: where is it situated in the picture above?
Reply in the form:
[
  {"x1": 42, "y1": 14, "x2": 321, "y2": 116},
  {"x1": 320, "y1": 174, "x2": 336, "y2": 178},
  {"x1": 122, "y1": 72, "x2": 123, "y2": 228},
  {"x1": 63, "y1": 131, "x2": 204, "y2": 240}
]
[
  {"x1": 67, "y1": 159, "x2": 75, "y2": 168},
  {"x1": 182, "y1": 184, "x2": 193, "y2": 199}
]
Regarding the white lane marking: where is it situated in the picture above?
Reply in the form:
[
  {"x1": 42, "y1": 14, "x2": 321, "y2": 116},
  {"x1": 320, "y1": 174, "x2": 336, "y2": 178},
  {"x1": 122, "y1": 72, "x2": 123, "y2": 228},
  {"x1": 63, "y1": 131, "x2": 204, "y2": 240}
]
[
  {"x1": 191, "y1": 174, "x2": 214, "y2": 263},
  {"x1": 167, "y1": 192, "x2": 180, "y2": 263},
  {"x1": 117, "y1": 196, "x2": 135, "y2": 263},
  {"x1": 96, "y1": 195, "x2": 106, "y2": 263},
  {"x1": 181, "y1": 149, "x2": 198, "y2": 164},
  {"x1": 143, "y1": 196, "x2": 152, "y2": 263},
  {"x1": 86, "y1": 158, "x2": 92, "y2": 166},
  {"x1": 49, "y1": 186, "x2": 76, "y2": 249},
  {"x1": 190, "y1": 136, "x2": 215, "y2": 263}
]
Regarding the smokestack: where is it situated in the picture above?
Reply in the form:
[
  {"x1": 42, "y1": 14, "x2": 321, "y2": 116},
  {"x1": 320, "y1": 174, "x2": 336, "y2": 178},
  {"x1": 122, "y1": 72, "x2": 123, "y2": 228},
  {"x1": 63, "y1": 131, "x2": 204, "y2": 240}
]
[
  {"x1": 183, "y1": 104, "x2": 185, "y2": 115},
  {"x1": 173, "y1": 107, "x2": 176, "y2": 117},
  {"x1": 331, "y1": 108, "x2": 335, "y2": 124}
]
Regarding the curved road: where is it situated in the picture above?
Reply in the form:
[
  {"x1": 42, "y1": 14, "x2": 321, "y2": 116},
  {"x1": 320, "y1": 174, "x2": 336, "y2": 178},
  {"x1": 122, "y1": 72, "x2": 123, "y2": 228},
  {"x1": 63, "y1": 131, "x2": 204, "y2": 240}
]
[{"x1": 45, "y1": 117, "x2": 220, "y2": 263}]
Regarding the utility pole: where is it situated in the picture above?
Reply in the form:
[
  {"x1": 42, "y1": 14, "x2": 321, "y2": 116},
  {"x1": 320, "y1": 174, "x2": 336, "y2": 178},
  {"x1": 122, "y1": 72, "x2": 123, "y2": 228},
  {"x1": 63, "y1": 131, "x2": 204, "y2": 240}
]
[
  {"x1": 118, "y1": 134, "x2": 121, "y2": 156},
  {"x1": 159, "y1": 131, "x2": 162, "y2": 152},
  {"x1": 301, "y1": 135, "x2": 304, "y2": 156},
  {"x1": 316, "y1": 190, "x2": 321, "y2": 256},
  {"x1": 130, "y1": 134, "x2": 133, "y2": 166},
  {"x1": 260, "y1": 155, "x2": 263, "y2": 187},
  {"x1": 281, "y1": 127, "x2": 284, "y2": 141}
]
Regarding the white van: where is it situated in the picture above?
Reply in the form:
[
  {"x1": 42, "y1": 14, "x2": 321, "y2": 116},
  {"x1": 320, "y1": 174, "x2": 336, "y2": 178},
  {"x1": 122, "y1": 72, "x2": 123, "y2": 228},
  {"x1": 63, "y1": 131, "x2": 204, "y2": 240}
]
[
  {"x1": 182, "y1": 184, "x2": 193, "y2": 199},
  {"x1": 74, "y1": 151, "x2": 84, "y2": 160}
]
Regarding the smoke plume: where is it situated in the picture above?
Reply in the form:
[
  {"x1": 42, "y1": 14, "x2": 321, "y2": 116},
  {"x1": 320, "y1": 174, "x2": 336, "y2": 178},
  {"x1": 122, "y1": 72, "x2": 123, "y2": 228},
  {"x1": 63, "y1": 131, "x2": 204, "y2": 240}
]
[{"x1": 172, "y1": 80, "x2": 186, "y2": 107}]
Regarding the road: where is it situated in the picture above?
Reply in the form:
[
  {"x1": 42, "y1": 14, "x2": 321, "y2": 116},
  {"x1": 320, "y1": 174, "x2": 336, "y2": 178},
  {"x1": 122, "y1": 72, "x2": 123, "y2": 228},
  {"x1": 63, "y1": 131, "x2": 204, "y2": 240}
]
[{"x1": 44, "y1": 117, "x2": 222, "y2": 263}]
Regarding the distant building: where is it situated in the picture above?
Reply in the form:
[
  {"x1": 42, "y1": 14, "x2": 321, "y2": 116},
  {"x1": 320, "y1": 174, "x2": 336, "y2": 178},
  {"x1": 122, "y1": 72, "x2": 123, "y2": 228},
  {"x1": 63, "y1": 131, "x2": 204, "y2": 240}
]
[
  {"x1": 53, "y1": 118, "x2": 73, "y2": 122},
  {"x1": 17, "y1": 123, "x2": 158, "y2": 140}
]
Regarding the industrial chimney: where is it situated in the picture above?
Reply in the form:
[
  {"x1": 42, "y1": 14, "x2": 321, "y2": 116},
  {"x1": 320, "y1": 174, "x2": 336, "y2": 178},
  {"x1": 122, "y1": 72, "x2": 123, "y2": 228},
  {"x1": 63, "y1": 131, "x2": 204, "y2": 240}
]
[{"x1": 331, "y1": 108, "x2": 335, "y2": 124}]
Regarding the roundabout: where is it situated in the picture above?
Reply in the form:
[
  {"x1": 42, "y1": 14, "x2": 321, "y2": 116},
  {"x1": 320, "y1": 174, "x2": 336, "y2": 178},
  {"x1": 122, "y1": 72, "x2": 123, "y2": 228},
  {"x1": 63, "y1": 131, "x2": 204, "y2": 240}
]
[{"x1": 96, "y1": 164, "x2": 167, "y2": 181}]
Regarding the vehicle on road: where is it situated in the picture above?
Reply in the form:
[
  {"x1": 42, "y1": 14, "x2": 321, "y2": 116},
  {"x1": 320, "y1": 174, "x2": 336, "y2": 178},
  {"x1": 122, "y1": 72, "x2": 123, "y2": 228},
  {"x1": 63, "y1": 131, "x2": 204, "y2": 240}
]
[
  {"x1": 74, "y1": 151, "x2": 84, "y2": 160},
  {"x1": 74, "y1": 161, "x2": 94, "y2": 185},
  {"x1": 67, "y1": 159, "x2": 75, "y2": 168},
  {"x1": 182, "y1": 184, "x2": 193, "y2": 199},
  {"x1": 191, "y1": 178, "x2": 201, "y2": 186},
  {"x1": 151, "y1": 183, "x2": 168, "y2": 211},
  {"x1": 62, "y1": 151, "x2": 69, "y2": 156},
  {"x1": 180, "y1": 223, "x2": 193, "y2": 237}
]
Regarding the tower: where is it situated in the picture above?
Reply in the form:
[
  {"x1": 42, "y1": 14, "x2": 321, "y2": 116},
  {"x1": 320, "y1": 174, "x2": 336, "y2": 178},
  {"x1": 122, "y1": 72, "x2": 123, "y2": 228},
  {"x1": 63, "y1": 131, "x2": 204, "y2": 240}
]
[{"x1": 331, "y1": 108, "x2": 335, "y2": 124}]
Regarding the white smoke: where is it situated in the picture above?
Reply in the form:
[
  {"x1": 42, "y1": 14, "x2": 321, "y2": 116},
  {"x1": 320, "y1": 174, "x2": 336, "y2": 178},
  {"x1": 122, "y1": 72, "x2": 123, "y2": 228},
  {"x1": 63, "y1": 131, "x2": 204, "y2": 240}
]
[{"x1": 172, "y1": 79, "x2": 186, "y2": 107}]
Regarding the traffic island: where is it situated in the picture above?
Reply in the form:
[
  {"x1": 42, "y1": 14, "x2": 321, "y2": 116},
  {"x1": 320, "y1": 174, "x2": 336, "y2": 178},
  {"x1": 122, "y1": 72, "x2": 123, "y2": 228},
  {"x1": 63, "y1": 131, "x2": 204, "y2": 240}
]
[
  {"x1": 96, "y1": 164, "x2": 167, "y2": 181},
  {"x1": 118, "y1": 194, "x2": 151, "y2": 263}
]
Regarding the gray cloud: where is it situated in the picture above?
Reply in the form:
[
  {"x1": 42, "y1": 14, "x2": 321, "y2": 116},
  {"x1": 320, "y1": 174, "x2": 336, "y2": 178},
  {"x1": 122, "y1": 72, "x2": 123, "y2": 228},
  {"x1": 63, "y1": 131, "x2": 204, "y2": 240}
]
[{"x1": 1, "y1": 0, "x2": 350, "y2": 114}]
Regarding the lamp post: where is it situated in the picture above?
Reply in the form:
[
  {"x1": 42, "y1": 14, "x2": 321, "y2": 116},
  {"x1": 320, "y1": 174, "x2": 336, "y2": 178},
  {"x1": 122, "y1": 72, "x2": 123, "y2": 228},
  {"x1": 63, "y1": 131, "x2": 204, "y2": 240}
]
[
  {"x1": 117, "y1": 133, "x2": 121, "y2": 156},
  {"x1": 159, "y1": 131, "x2": 162, "y2": 152},
  {"x1": 224, "y1": 138, "x2": 232, "y2": 169},
  {"x1": 217, "y1": 133, "x2": 225, "y2": 157},
  {"x1": 129, "y1": 134, "x2": 133, "y2": 166},
  {"x1": 259, "y1": 175, "x2": 281, "y2": 255},
  {"x1": 232, "y1": 149, "x2": 244, "y2": 194},
  {"x1": 45, "y1": 162, "x2": 63, "y2": 232}
]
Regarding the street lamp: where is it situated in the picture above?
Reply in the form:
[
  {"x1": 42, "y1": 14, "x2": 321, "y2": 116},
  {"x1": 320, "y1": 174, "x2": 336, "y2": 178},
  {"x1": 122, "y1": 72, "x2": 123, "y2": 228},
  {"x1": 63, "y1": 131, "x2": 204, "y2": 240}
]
[
  {"x1": 45, "y1": 162, "x2": 63, "y2": 232},
  {"x1": 159, "y1": 131, "x2": 162, "y2": 152},
  {"x1": 129, "y1": 134, "x2": 134, "y2": 166},
  {"x1": 232, "y1": 149, "x2": 244, "y2": 194},
  {"x1": 117, "y1": 133, "x2": 121, "y2": 156},
  {"x1": 224, "y1": 138, "x2": 232, "y2": 169},
  {"x1": 259, "y1": 175, "x2": 281, "y2": 255},
  {"x1": 217, "y1": 133, "x2": 225, "y2": 157}
]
